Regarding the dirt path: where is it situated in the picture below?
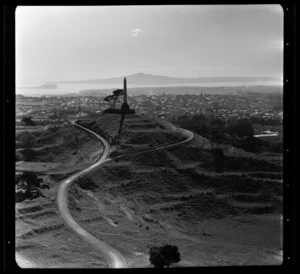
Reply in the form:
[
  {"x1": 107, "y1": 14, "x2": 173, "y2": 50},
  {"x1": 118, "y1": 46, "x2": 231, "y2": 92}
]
[
  {"x1": 57, "y1": 120, "x2": 194, "y2": 268},
  {"x1": 57, "y1": 121, "x2": 128, "y2": 268}
]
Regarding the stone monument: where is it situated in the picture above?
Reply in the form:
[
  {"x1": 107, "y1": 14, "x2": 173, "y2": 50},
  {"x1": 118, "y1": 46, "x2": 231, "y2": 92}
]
[{"x1": 121, "y1": 77, "x2": 130, "y2": 112}]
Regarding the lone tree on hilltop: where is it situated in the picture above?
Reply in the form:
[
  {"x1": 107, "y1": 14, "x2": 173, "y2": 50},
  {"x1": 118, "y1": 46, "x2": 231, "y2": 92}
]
[
  {"x1": 103, "y1": 89, "x2": 124, "y2": 110},
  {"x1": 103, "y1": 94, "x2": 115, "y2": 109},
  {"x1": 149, "y1": 244, "x2": 181, "y2": 268}
]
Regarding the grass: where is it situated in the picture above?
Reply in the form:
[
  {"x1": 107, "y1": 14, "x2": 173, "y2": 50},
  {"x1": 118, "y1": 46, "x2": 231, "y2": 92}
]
[
  {"x1": 77, "y1": 113, "x2": 187, "y2": 155},
  {"x1": 16, "y1": 112, "x2": 284, "y2": 268},
  {"x1": 74, "y1": 113, "x2": 283, "y2": 222}
]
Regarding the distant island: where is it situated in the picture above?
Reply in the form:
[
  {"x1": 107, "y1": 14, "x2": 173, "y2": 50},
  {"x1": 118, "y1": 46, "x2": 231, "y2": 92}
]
[
  {"x1": 52, "y1": 73, "x2": 281, "y2": 86},
  {"x1": 18, "y1": 84, "x2": 58, "y2": 89},
  {"x1": 33, "y1": 84, "x2": 58, "y2": 89}
]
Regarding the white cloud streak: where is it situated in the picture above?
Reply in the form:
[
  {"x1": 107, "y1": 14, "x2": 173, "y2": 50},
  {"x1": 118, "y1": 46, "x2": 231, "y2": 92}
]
[{"x1": 130, "y1": 28, "x2": 142, "y2": 37}]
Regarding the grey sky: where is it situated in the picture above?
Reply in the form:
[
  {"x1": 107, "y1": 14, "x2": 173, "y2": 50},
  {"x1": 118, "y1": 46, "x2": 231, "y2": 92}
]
[{"x1": 16, "y1": 5, "x2": 283, "y2": 85}]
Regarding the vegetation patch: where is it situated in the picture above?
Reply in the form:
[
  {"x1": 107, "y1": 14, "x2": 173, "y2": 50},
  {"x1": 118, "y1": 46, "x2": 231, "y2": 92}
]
[
  {"x1": 75, "y1": 176, "x2": 98, "y2": 191},
  {"x1": 15, "y1": 171, "x2": 49, "y2": 203}
]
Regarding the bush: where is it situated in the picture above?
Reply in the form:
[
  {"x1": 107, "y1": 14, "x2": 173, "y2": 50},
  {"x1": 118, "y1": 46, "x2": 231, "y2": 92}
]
[
  {"x1": 229, "y1": 136, "x2": 263, "y2": 153},
  {"x1": 228, "y1": 118, "x2": 254, "y2": 138},
  {"x1": 76, "y1": 176, "x2": 97, "y2": 190},
  {"x1": 21, "y1": 116, "x2": 36, "y2": 126},
  {"x1": 15, "y1": 171, "x2": 48, "y2": 203},
  {"x1": 149, "y1": 244, "x2": 181, "y2": 268}
]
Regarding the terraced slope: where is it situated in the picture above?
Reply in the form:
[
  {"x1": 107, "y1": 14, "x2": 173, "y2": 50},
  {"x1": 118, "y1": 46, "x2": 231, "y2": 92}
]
[
  {"x1": 15, "y1": 113, "x2": 283, "y2": 267},
  {"x1": 15, "y1": 123, "x2": 106, "y2": 268},
  {"x1": 69, "y1": 113, "x2": 283, "y2": 267},
  {"x1": 77, "y1": 113, "x2": 187, "y2": 155}
]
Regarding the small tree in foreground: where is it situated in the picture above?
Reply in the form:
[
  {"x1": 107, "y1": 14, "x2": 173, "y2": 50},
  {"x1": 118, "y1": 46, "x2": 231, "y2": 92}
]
[
  {"x1": 15, "y1": 171, "x2": 49, "y2": 202},
  {"x1": 149, "y1": 244, "x2": 181, "y2": 268}
]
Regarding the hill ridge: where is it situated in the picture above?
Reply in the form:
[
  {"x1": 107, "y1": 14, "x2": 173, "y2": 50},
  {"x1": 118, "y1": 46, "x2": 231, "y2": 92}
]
[{"x1": 53, "y1": 73, "x2": 279, "y2": 85}]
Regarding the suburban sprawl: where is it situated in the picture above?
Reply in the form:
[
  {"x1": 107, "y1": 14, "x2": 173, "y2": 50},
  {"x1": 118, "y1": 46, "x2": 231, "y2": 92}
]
[{"x1": 16, "y1": 87, "x2": 283, "y2": 126}]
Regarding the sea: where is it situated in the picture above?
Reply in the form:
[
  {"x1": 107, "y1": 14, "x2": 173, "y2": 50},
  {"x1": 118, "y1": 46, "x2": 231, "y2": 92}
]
[{"x1": 16, "y1": 81, "x2": 283, "y2": 97}]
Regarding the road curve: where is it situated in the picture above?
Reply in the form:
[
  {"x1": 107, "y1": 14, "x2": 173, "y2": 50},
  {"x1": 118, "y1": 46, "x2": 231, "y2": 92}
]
[
  {"x1": 114, "y1": 127, "x2": 194, "y2": 159},
  {"x1": 57, "y1": 121, "x2": 128, "y2": 268},
  {"x1": 57, "y1": 120, "x2": 194, "y2": 268}
]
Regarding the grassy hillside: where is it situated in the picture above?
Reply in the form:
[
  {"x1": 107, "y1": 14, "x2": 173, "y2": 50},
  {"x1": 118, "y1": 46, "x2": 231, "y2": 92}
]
[
  {"x1": 15, "y1": 123, "x2": 106, "y2": 268},
  {"x1": 77, "y1": 113, "x2": 187, "y2": 155},
  {"x1": 69, "y1": 114, "x2": 283, "y2": 267}
]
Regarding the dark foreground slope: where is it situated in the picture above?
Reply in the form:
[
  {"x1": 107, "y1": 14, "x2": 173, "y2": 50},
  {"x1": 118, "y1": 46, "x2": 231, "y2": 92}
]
[{"x1": 70, "y1": 114, "x2": 283, "y2": 267}]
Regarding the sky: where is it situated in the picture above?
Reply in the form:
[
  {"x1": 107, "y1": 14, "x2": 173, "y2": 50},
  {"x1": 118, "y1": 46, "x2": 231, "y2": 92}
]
[{"x1": 16, "y1": 5, "x2": 283, "y2": 85}]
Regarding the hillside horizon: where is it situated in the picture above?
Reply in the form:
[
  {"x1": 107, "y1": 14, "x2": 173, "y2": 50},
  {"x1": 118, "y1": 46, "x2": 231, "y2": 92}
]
[{"x1": 51, "y1": 73, "x2": 281, "y2": 86}]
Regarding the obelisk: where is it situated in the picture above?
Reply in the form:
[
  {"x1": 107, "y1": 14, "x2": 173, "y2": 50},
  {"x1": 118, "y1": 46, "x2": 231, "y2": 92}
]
[
  {"x1": 123, "y1": 77, "x2": 127, "y2": 104},
  {"x1": 121, "y1": 77, "x2": 130, "y2": 112}
]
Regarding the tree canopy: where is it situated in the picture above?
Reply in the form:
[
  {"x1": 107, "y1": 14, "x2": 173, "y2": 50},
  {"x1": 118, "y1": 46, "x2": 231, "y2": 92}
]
[
  {"x1": 103, "y1": 89, "x2": 124, "y2": 110},
  {"x1": 15, "y1": 171, "x2": 49, "y2": 202},
  {"x1": 149, "y1": 244, "x2": 181, "y2": 268},
  {"x1": 228, "y1": 118, "x2": 254, "y2": 138},
  {"x1": 172, "y1": 114, "x2": 281, "y2": 153}
]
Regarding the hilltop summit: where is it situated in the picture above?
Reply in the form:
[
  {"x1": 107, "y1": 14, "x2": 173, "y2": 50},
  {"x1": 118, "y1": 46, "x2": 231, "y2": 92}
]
[{"x1": 77, "y1": 113, "x2": 188, "y2": 156}]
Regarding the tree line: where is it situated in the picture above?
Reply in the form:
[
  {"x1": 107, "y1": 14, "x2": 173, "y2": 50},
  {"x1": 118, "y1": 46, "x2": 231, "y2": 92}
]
[{"x1": 171, "y1": 114, "x2": 282, "y2": 153}]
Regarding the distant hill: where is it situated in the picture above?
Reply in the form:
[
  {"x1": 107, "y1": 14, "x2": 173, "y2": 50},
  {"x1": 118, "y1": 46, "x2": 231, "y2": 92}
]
[
  {"x1": 53, "y1": 73, "x2": 280, "y2": 86},
  {"x1": 18, "y1": 84, "x2": 58, "y2": 89},
  {"x1": 35, "y1": 84, "x2": 58, "y2": 89}
]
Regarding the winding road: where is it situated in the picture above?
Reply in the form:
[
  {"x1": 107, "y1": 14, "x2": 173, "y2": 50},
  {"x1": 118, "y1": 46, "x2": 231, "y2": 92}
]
[{"x1": 57, "y1": 120, "x2": 194, "y2": 268}]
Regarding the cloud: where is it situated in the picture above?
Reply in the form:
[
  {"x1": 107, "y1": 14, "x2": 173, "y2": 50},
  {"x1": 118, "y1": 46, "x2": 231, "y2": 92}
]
[{"x1": 130, "y1": 28, "x2": 142, "y2": 37}]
